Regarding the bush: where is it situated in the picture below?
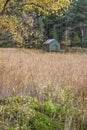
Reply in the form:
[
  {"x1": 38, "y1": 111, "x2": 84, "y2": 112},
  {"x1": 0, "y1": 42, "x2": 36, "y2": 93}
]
[
  {"x1": 0, "y1": 87, "x2": 87, "y2": 130},
  {"x1": 31, "y1": 112, "x2": 58, "y2": 130},
  {"x1": 72, "y1": 32, "x2": 81, "y2": 46}
]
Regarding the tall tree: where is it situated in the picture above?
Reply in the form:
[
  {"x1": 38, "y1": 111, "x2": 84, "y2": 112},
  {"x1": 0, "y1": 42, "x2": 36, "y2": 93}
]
[
  {"x1": 65, "y1": 0, "x2": 87, "y2": 46},
  {"x1": 0, "y1": 0, "x2": 71, "y2": 47}
]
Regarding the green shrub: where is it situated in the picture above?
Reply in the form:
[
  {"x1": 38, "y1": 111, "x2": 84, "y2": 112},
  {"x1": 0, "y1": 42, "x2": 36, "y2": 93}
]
[
  {"x1": 44, "y1": 100, "x2": 56, "y2": 115},
  {"x1": 0, "y1": 86, "x2": 87, "y2": 130},
  {"x1": 72, "y1": 32, "x2": 81, "y2": 45},
  {"x1": 31, "y1": 112, "x2": 58, "y2": 130}
]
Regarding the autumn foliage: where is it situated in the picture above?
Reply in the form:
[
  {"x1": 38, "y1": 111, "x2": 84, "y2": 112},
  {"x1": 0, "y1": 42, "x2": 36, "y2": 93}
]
[
  {"x1": 0, "y1": 0, "x2": 71, "y2": 15},
  {"x1": 0, "y1": 0, "x2": 71, "y2": 47}
]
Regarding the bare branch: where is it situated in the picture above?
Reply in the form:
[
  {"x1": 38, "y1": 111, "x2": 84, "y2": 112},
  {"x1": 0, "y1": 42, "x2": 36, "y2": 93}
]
[{"x1": 1, "y1": 0, "x2": 10, "y2": 14}]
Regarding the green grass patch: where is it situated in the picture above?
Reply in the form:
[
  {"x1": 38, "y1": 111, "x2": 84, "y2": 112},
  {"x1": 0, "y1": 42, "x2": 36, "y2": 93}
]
[{"x1": 0, "y1": 87, "x2": 87, "y2": 130}]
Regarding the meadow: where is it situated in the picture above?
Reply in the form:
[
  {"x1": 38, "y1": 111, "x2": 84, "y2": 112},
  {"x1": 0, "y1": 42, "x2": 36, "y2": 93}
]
[
  {"x1": 0, "y1": 48, "x2": 87, "y2": 98},
  {"x1": 0, "y1": 48, "x2": 87, "y2": 130}
]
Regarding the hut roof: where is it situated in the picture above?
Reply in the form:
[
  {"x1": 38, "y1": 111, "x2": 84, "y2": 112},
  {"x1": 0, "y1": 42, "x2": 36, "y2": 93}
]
[{"x1": 43, "y1": 39, "x2": 56, "y2": 44}]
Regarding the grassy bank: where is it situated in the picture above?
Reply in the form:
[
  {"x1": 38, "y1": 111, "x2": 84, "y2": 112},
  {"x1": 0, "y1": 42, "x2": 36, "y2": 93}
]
[{"x1": 0, "y1": 86, "x2": 87, "y2": 130}]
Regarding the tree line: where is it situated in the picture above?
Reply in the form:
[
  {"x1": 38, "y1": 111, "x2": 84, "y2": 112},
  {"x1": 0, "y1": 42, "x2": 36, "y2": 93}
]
[{"x1": 0, "y1": 0, "x2": 87, "y2": 48}]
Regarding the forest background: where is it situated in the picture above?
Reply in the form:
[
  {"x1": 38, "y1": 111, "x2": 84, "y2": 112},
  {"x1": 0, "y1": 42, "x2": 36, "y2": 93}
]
[{"x1": 0, "y1": 0, "x2": 87, "y2": 48}]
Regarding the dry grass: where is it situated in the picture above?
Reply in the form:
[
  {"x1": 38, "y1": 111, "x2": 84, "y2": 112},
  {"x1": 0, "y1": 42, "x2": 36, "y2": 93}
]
[
  {"x1": 0, "y1": 48, "x2": 87, "y2": 99},
  {"x1": 0, "y1": 48, "x2": 87, "y2": 130}
]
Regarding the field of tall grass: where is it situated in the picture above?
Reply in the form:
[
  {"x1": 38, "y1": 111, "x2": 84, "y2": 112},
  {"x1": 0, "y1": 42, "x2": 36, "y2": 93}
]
[
  {"x1": 0, "y1": 48, "x2": 87, "y2": 130},
  {"x1": 0, "y1": 48, "x2": 87, "y2": 98}
]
